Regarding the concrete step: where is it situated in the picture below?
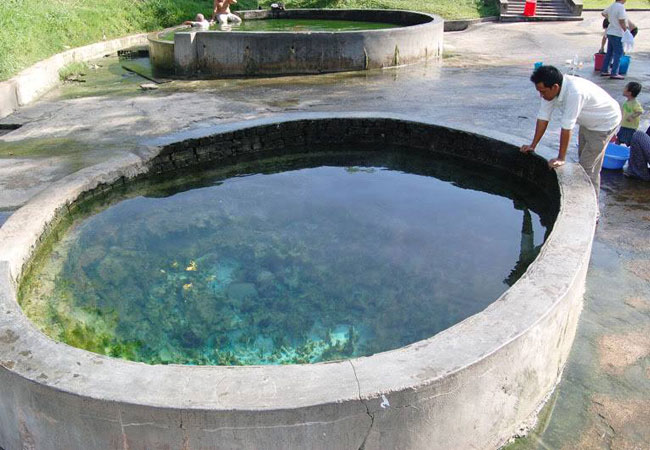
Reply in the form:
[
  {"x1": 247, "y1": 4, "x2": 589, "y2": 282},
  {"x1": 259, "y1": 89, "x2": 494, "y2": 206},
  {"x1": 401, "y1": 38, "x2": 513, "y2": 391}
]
[
  {"x1": 507, "y1": 6, "x2": 574, "y2": 12},
  {"x1": 500, "y1": 14, "x2": 584, "y2": 21},
  {"x1": 508, "y1": 4, "x2": 572, "y2": 8},
  {"x1": 508, "y1": 2, "x2": 570, "y2": 6},
  {"x1": 508, "y1": 1, "x2": 569, "y2": 4},
  {"x1": 508, "y1": 9, "x2": 573, "y2": 13},
  {"x1": 507, "y1": 3, "x2": 571, "y2": 7},
  {"x1": 501, "y1": 0, "x2": 581, "y2": 22},
  {"x1": 507, "y1": 8, "x2": 574, "y2": 13}
]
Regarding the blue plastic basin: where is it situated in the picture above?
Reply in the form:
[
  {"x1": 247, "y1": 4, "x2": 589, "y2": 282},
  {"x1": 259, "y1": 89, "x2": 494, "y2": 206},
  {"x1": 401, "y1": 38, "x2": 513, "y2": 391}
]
[
  {"x1": 602, "y1": 143, "x2": 630, "y2": 170},
  {"x1": 619, "y1": 55, "x2": 631, "y2": 75}
]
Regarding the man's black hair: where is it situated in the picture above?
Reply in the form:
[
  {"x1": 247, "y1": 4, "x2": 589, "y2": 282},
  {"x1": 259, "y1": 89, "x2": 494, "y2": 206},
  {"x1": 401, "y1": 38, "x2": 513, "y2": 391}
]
[
  {"x1": 530, "y1": 65, "x2": 563, "y2": 88},
  {"x1": 626, "y1": 81, "x2": 642, "y2": 98}
]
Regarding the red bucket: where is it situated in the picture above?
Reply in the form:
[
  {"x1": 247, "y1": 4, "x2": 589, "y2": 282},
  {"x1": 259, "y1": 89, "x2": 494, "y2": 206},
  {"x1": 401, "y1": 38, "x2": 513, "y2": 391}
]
[
  {"x1": 523, "y1": 0, "x2": 537, "y2": 16},
  {"x1": 594, "y1": 52, "x2": 605, "y2": 71}
]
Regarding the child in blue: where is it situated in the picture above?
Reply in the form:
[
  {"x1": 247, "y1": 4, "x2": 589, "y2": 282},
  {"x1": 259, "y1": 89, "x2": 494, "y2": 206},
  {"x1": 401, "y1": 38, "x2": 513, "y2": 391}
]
[{"x1": 617, "y1": 82, "x2": 643, "y2": 146}]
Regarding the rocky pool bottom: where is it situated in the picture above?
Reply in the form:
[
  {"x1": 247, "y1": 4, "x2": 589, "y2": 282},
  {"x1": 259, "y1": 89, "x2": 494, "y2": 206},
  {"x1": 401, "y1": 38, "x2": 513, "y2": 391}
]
[{"x1": 20, "y1": 148, "x2": 556, "y2": 366}]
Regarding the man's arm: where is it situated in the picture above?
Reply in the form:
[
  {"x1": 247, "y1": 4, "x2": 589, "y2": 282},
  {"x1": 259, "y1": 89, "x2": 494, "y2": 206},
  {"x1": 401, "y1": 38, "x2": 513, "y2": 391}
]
[
  {"x1": 619, "y1": 18, "x2": 628, "y2": 32},
  {"x1": 520, "y1": 119, "x2": 549, "y2": 153},
  {"x1": 548, "y1": 128, "x2": 571, "y2": 168}
]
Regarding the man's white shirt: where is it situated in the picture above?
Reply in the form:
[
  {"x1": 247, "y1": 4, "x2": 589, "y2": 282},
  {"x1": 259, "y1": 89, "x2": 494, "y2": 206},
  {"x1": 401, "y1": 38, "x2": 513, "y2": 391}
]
[
  {"x1": 537, "y1": 75, "x2": 621, "y2": 132},
  {"x1": 604, "y1": 2, "x2": 627, "y2": 37}
]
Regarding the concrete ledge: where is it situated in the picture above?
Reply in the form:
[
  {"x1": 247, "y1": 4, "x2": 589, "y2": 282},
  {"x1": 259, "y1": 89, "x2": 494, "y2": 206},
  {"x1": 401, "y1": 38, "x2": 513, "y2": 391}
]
[
  {"x1": 0, "y1": 113, "x2": 597, "y2": 449},
  {"x1": 565, "y1": 0, "x2": 583, "y2": 15},
  {"x1": 0, "y1": 33, "x2": 148, "y2": 120},
  {"x1": 499, "y1": 0, "x2": 509, "y2": 16},
  {"x1": 0, "y1": 80, "x2": 18, "y2": 119},
  {"x1": 444, "y1": 17, "x2": 498, "y2": 32}
]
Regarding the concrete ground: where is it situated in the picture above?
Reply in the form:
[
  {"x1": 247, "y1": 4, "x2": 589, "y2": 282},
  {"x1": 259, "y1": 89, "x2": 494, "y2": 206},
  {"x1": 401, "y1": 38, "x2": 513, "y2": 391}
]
[{"x1": 1, "y1": 11, "x2": 649, "y2": 448}]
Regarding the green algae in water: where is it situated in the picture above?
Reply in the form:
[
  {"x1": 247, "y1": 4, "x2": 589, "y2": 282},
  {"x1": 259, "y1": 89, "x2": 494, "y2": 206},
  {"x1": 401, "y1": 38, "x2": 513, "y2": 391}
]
[
  {"x1": 161, "y1": 19, "x2": 400, "y2": 40},
  {"x1": 21, "y1": 149, "x2": 555, "y2": 366}
]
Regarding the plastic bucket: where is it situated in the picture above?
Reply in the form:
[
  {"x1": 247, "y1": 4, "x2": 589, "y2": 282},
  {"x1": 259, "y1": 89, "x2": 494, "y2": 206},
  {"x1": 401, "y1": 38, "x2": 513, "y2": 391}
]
[
  {"x1": 594, "y1": 52, "x2": 605, "y2": 71},
  {"x1": 602, "y1": 143, "x2": 630, "y2": 170},
  {"x1": 523, "y1": 0, "x2": 536, "y2": 16},
  {"x1": 618, "y1": 55, "x2": 631, "y2": 75}
]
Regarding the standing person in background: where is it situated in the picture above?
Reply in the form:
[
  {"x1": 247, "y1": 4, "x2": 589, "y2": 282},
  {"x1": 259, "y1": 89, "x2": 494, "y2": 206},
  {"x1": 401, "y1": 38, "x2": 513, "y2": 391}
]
[
  {"x1": 601, "y1": 0, "x2": 629, "y2": 80},
  {"x1": 211, "y1": 0, "x2": 242, "y2": 25},
  {"x1": 599, "y1": 18, "x2": 637, "y2": 54},
  {"x1": 520, "y1": 65, "x2": 621, "y2": 198},
  {"x1": 600, "y1": 18, "x2": 609, "y2": 54}
]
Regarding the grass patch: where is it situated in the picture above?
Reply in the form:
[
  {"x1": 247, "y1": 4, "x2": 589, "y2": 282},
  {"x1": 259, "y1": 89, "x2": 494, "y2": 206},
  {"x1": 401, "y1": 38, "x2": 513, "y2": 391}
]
[
  {"x1": 253, "y1": 0, "x2": 497, "y2": 20},
  {"x1": 0, "y1": 0, "x2": 497, "y2": 82},
  {"x1": 0, "y1": 0, "x2": 212, "y2": 81},
  {"x1": 583, "y1": 0, "x2": 650, "y2": 8},
  {"x1": 58, "y1": 61, "x2": 89, "y2": 81}
]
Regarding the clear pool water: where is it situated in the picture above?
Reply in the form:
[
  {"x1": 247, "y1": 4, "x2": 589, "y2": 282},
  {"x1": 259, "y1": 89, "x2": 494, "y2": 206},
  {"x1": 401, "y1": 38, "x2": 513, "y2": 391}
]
[
  {"x1": 160, "y1": 18, "x2": 400, "y2": 40},
  {"x1": 21, "y1": 149, "x2": 555, "y2": 365}
]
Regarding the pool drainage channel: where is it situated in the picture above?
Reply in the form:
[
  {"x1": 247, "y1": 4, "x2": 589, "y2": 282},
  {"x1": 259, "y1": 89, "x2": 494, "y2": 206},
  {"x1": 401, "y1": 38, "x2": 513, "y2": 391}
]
[{"x1": 0, "y1": 124, "x2": 22, "y2": 137}]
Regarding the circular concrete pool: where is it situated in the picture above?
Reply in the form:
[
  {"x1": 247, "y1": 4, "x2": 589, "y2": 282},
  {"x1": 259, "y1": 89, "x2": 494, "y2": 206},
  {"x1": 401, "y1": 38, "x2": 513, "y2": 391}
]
[
  {"x1": 148, "y1": 9, "x2": 444, "y2": 77},
  {"x1": 0, "y1": 115, "x2": 597, "y2": 449}
]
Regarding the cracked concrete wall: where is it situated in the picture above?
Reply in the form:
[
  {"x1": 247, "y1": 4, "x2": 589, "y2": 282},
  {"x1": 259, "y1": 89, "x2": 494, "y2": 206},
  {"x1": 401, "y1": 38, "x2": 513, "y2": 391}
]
[{"x1": 0, "y1": 116, "x2": 596, "y2": 449}]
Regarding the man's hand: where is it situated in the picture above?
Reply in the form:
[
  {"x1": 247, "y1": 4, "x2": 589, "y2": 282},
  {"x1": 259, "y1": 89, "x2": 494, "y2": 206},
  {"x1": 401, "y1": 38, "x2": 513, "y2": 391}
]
[
  {"x1": 520, "y1": 144, "x2": 536, "y2": 153},
  {"x1": 548, "y1": 158, "x2": 565, "y2": 169}
]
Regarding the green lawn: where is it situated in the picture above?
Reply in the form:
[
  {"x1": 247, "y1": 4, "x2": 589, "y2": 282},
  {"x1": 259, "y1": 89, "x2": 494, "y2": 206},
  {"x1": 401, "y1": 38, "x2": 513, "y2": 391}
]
[
  {"x1": 0, "y1": 0, "x2": 211, "y2": 81},
  {"x1": 584, "y1": 0, "x2": 650, "y2": 8},
  {"x1": 255, "y1": 0, "x2": 497, "y2": 20}
]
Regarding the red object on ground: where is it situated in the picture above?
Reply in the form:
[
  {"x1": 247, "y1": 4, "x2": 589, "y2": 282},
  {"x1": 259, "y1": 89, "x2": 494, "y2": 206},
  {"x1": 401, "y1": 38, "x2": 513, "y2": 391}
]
[
  {"x1": 594, "y1": 52, "x2": 605, "y2": 71},
  {"x1": 523, "y1": 0, "x2": 537, "y2": 16}
]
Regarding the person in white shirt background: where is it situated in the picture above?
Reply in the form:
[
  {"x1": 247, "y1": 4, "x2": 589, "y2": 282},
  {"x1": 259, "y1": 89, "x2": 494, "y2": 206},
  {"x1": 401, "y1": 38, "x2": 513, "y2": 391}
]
[
  {"x1": 520, "y1": 65, "x2": 622, "y2": 198},
  {"x1": 601, "y1": 0, "x2": 629, "y2": 80},
  {"x1": 183, "y1": 13, "x2": 210, "y2": 30}
]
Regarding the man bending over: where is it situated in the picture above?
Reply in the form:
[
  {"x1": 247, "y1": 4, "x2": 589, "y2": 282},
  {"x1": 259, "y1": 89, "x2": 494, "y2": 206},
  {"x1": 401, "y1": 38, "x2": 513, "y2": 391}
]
[{"x1": 521, "y1": 65, "x2": 621, "y2": 197}]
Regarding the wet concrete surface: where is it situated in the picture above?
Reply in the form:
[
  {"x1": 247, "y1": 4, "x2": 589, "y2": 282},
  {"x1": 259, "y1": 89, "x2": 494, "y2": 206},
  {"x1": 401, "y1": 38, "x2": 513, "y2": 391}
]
[{"x1": 1, "y1": 11, "x2": 650, "y2": 448}]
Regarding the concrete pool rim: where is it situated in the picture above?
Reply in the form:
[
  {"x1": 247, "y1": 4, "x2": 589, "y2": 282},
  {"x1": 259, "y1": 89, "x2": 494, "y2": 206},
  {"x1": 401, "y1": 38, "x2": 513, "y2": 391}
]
[{"x1": 0, "y1": 112, "x2": 597, "y2": 448}]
